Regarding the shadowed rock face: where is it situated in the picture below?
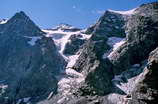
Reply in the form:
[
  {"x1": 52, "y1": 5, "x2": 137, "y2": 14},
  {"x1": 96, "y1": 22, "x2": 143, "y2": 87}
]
[
  {"x1": 0, "y1": 11, "x2": 66, "y2": 103},
  {"x1": 129, "y1": 47, "x2": 158, "y2": 104}
]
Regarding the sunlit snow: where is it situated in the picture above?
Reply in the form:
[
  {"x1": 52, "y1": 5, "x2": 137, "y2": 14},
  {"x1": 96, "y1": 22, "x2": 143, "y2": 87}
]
[
  {"x1": 108, "y1": 8, "x2": 137, "y2": 15},
  {"x1": 107, "y1": 63, "x2": 147, "y2": 104},
  {"x1": 102, "y1": 37, "x2": 125, "y2": 59},
  {"x1": 43, "y1": 27, "x2": 91, "y2": 59},
  {"x1": 0, "y1": 19, "x2": 8, "y2": 24}
]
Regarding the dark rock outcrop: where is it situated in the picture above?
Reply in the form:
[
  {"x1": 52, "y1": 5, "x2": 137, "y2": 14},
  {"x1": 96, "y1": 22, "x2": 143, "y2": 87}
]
[
  {"x1": 129, "y1": 47, "x2": 158, "y2": 104},
  {"x1": 63, "y1": 34, "x2": 85, "y2": 55}
]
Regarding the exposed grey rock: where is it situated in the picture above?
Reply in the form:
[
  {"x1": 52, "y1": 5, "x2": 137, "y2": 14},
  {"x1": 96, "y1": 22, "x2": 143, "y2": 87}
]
[
  {"x1": 63, "y1": 34, "x2": 85, "y2": 55},
  {"x1": 73, "y1": 3, "x2": 128, "y2": 96},
  {"x1": 129, "y1": 47, "x2": 158, "y2": 104},
  {"x1": 109, "y1": 2, "x2": 158, "y2": 75},
  {"x1": 67, "y1": 2, "x2": 158, "y2": 104},
  {"x1": 85, "y1": 10, "x2": 126, "y2": 38}
]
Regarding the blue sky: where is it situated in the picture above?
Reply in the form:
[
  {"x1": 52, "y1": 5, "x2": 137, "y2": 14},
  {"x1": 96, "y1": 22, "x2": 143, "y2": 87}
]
[{"x1": 0, "y1": 0, "x2": 157, "y2": 29}]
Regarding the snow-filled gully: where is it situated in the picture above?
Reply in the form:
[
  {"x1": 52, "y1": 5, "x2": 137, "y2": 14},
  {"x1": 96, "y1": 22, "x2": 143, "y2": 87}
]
[{"x1": 42, "y1": 28, "x2": 90, "y2": 103}]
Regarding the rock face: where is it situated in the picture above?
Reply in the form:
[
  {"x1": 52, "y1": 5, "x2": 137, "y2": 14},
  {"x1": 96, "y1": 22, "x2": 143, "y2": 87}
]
[
  {"x1": 0, "y1": 11, "x2": 66, "y2": 104},
  {"x1": 129, "y1": 47, "x2": 158, "y2": 104},
  {"x1": 73, "y1": 4, "x2": 130, "y2": 95},
  {"x1": 109, "y1": 2, "x2": 158, "y2": 75},
  {"x1": 69, "y1": 2, "x2": 158, "y2": 104},
  {"x1": 0, "y1": 2, "x2": 158, "y2": 104},
  {"x1": 85, "y1": 10, "x2": 126, "y2": 38},
  {"x1": 63, "y1": 34, "x2": 86, "y2": 55}
]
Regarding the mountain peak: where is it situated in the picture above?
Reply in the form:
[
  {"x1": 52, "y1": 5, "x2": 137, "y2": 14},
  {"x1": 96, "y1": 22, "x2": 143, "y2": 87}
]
[
  {"x1": 50, "y1": 23, "x2": 81, "y2": 32},
  {"x1": 54, "y1": 23, "x2": 74, "y2": 29},
  {"x1": 8, "y1": 11, "x2": 29, "y2": 22},
  {"x1": 3, "y1": 11, "x2": 43, "y2": 36}
]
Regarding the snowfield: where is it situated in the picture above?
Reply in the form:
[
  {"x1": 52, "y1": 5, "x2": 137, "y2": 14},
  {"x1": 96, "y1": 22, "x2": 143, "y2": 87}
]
[
  {"x1": 42, "y1": 26, "x2": 91, "y2": 58},
  {"x1": 24, "y1": 36, "x2": 42, "y2": 46},
  {"x1": 108, "y1": 8, "x2": 137, "y2": 15}
]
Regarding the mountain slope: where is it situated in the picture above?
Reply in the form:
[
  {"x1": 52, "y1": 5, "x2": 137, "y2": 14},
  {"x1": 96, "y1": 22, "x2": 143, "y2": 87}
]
[
  {"x1": 44, "y1": 2, "x2": 158, "y2": 104},
  {"x1": 0, "y1": 11, "x2": 66, "y2": 104},
  {"x1": 0, "y1": 2, "x2": 158, "y2": 104}
]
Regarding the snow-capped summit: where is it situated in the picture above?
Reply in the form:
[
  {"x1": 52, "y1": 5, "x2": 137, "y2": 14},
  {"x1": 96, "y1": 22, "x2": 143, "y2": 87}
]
[{"x1": 50, "y1": 23, "x2": 81, "y2": 32}]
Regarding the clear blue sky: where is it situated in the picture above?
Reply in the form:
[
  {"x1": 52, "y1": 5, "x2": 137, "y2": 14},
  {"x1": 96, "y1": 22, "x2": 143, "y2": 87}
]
[{"x1": 0, "y1": 0, "x2": 157, "y2": 29}]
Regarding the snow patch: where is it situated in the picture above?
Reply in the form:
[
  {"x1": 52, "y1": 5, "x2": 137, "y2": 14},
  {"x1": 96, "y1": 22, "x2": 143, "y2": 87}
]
[
  {"x1": 107, "y1": 37, "x2": 124, "y2": 50},
  {"x1": 57, "y1": 54, "x2": 84, "y2": 97},
  {"x1": 103, "y1": 37, "x2": 125, "y2": 59},
  {"x1": 66, "y1": 55, "x2": 79, "y2": 68},
  {"x1": 0, "y1": 19, "x2": 7, "y2": 24},
  {"x1": 24, "y1": 36, "x2": 42, "y2": 46},
  {"x1": 56, "y1": 54, "x2": 84, "y2": 103},
  {"x1": 107, "y1": 38, "x2": 126, "y2": 59},
  {"x1": 108, "y1": 8, "x2": 137, "y2": 15},
  {"x1": 17, "y1": 97, "x2": 31, "y2": 104},
  {"x1": 107, "y1": 63, "x2": 147, "y2": 104},
  {"x1": 112, "y1": 64, "x2": 143, "y2": 94},
  {"x1": 0, "y1": 84, "x2": 8, "y2": 95}
]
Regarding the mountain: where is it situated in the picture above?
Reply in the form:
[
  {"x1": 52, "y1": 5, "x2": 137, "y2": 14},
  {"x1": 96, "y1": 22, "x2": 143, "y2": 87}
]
[
  {"x1": 0, "y1": 2, "x2": 158, "y2": 104},
  {"x1": 41, "y1": 2, "x2": 158, "y2": 104},
  {"x1": 0, "y1": 11, "x2": 66, "y2": 104}
]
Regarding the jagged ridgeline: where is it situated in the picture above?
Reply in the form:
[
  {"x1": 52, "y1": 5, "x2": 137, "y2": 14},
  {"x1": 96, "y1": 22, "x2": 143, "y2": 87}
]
[{"x1": 0, "y1": 2, "x2": 158, "y2": 104}]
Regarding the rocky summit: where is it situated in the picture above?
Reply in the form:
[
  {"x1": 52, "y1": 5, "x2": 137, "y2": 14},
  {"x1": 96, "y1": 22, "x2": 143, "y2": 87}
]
[{"x1": 0, "y1": 2, "x2": 158, "y2": 104}]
